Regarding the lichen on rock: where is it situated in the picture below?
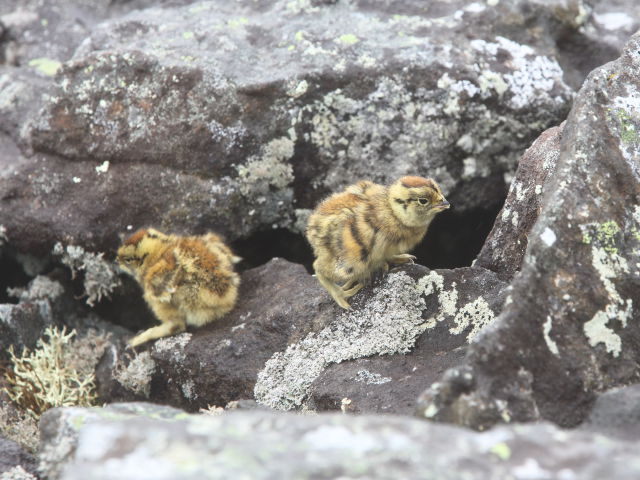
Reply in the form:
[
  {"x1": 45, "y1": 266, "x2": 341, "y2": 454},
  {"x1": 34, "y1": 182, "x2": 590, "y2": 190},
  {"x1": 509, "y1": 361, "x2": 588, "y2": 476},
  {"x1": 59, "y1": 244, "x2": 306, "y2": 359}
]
[{"x1": 53, "y1": 242, "x2": 121, "y2": 307}]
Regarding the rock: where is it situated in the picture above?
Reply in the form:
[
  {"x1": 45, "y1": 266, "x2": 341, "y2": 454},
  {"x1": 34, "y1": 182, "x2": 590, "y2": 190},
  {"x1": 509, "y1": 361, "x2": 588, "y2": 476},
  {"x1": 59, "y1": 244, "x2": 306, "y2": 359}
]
[
  {"x1": 475, "y1": 123, "x2": 563, "y2": 278},
  {"x1": 97, "y1": 259, "x2": 507, "y2": 416},
  {"x1": 0, "y1": 273, "x2": 130, "y2": 361},
  {"x1": 0, "y1": 436, "x2": 37, "y2": 477},
  {"x1": 304, "y1": 266, "x2": 508, "y2": 414},
  {"x1": 37, "y1": 403, "x2": 640, "y2": 480},
  {"x1": 38, "y1": 402, "x2": 187, "y2": 480},
  {"x1": 580, "y1": 384, "x2": 640, "y2": 441},
  {"x1": 97, "y1": 258, "x2": 338, "y2": 410},
  {"x1": 0, "y1": 275, "x2": 66, "y2": 360},
  {"x1": 0, "y1": 0, "x2": 582, "y2": 257},
  {"x1": 417, "y1": 32, "x2": 640, "y2": 430}
]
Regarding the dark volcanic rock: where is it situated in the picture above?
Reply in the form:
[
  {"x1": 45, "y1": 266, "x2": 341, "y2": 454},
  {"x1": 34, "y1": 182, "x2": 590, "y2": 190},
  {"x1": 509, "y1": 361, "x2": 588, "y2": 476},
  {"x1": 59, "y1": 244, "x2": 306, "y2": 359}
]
[
  {"x1": 475, "y1": 123, "x2": 563, "y2": 278},
  {"x1": 0, "y1": 275, "x2": 65, "y2": 360},
  {"x1": 97, "y1": 259, "x2": 507, "y2": 415},
  {"x1": 97, "y1": 258, "x2": 338, "y2": 410},
  {"x1": 38, "y1": 403, "x2": 640, "y2": 480},
  {"x1": 0, "y1": 436, "x2": 37, "y2": 476},
  {"x1": 308, "y1": 266, "x2": 507, "y2": 415},
  {"x1": 255, "y1": 264, "x2": 507, "y2": 412},
  {"x1": 417, "y1": 32, "x2": 640, "y2": 430},
  {"x1": 0, "y1": 0, "x2": 584, "y2": 257}
]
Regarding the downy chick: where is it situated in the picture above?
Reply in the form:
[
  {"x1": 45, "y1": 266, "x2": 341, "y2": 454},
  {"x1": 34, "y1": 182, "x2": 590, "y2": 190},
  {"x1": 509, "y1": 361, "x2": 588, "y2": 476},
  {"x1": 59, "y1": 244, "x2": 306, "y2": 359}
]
[
  {"x1": 306, "y1": 176, "x2": 450, "y2": 309},
  {"x1": 117, "y1": 228, "x2": 241, "y2": 347}
]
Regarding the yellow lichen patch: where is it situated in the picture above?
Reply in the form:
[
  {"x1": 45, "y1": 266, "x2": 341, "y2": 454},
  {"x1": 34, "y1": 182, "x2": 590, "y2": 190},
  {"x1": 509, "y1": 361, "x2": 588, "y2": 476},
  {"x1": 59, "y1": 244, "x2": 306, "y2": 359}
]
[
  {"x1": 28, "y1": 58, "x2": 62, "y2": 76},
  {"x1": 336, "y1": 34, "x2": 359, "y2": 46},
  {"x1": 490, "y1": 442, "x2": 511, "y2": 460},
  {"x1": 4, "y1": 327, "x2": 100, "y2": 419}
]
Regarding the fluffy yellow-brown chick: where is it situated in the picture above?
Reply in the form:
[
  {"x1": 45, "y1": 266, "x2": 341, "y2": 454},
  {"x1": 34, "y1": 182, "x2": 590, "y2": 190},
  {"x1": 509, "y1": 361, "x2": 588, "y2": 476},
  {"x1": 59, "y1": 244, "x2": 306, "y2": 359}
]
[
  {"x1": 117, "y1": 228, "x2": 241, "y2": 347},
  {"x1": 306, "y1": 176, "x2": 450, "y2": 309}
]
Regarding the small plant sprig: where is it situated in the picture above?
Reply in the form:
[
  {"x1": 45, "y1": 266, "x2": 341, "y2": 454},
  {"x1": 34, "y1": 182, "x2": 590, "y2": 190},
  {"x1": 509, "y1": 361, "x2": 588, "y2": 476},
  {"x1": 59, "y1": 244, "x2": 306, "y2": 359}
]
[{"x1": 4, "y1": 326, "x2": 97, "y2": 419}]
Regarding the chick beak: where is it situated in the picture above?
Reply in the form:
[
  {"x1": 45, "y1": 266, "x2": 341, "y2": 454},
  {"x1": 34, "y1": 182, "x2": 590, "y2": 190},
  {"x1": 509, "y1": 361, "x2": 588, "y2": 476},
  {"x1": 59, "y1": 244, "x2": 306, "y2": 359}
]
[{"x1": 433, "y1": 200, "x2": 450, "y2": 211}]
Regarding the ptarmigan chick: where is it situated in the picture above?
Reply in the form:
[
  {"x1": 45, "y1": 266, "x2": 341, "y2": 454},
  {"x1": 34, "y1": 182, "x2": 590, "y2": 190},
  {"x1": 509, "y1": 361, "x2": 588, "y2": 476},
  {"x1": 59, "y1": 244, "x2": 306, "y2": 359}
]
[
  {"x1": 306, "y1": 176, "x2": 449, "y2": 309},
  {"x1": 117, "y1": 228, "x2": 241, "y2": 347}
]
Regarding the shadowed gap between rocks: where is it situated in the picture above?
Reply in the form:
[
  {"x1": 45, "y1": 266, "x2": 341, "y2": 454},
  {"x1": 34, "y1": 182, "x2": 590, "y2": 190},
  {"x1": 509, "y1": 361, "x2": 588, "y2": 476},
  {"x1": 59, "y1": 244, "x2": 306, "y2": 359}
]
[
  {"x1": 230, "y1": 200, "x2": 505, "y2": 273},
  {"x1": 0, "y1": 254, "x2": 31, "y2": 304}
]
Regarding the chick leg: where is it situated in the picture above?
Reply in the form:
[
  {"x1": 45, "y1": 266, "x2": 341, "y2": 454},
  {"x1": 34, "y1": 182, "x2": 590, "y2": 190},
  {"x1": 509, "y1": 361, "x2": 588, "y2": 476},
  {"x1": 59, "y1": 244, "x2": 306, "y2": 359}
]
[
  {"x1": 313, "y1": 261, "x2": 354, "y2": 309},
  {"x1": 388, "y1": 254, "x2": 416, "y2": 265},
  {"x1": 129, "y1": 304, "x2": 187, "y2": 348},
  {"x1": 342, "y1": 282, "x2": 364, "y2": 297}
]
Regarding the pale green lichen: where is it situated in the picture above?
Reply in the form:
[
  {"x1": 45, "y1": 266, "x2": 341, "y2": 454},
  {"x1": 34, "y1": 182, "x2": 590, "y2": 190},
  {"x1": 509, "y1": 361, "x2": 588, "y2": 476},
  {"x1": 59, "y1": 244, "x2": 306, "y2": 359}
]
[
  {"x1": 28, "y1": 58, "x2": 62, "y2": 76},
  {"x1": 4, "y1": 327, "x2": 100, "y2": 419},
  {"x1": 581, "y1": 216, "x2": 635, "y2": 357},
  {"x1": 490, "y1": 442, "x2": 511, "y2": 460},
  {"x1": 226, "y1": 18, "x2": 248, "y2": 29},
  {"x1": 336, "y1": 34, "x2": 359, "y2": 46},
  {"x1": 53, "y1": 242, "x2": 122, "y2": 306},
  {"x1": 581, "y1": 221, "x2": 620, "y2": 254}
]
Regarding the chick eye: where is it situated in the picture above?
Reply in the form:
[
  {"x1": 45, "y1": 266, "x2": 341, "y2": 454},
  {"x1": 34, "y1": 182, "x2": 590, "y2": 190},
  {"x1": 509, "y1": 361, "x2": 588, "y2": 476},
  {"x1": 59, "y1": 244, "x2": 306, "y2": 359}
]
[{"x1": 418, "y1": 198, "x2": 429, "y2": 205}]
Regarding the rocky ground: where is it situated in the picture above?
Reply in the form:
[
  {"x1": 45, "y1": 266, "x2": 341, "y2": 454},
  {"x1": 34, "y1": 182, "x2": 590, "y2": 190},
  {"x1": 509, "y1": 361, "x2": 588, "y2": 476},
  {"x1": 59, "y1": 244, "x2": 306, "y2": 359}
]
[{"x1": 1, "y1": 0, "x2": 640, "y2": 479}]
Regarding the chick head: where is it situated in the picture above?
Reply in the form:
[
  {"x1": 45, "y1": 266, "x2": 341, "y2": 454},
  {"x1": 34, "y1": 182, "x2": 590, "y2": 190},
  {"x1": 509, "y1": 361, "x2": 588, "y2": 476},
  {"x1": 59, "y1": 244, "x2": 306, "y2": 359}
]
[
  {"x1": 388, "y1": 176, "x2": 450, "y2": 227},
  {"x1": 117, "y1": 228, "x2": 168, "y2": 277}
]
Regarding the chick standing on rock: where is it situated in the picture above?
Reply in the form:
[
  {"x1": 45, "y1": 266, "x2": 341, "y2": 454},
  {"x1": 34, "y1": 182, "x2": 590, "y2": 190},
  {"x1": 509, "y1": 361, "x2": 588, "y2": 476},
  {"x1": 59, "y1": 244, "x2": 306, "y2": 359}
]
[
  {"x1": 117, "y1": 228, "x2": 241, "y2": 347},
  {"x1": 306, "y1": 176, "x2": 450, "y2": 309}
]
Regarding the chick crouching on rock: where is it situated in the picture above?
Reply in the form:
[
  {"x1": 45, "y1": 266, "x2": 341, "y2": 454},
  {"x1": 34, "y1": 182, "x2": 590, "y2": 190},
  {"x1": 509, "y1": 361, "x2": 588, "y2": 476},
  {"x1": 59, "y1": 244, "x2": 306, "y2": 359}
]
[
  {"x1": 117, "y1": 228, "x2": 241, "y2": 347},
  {"x1": 306, "y1": 176, "x2": 450, "y2": 309}
]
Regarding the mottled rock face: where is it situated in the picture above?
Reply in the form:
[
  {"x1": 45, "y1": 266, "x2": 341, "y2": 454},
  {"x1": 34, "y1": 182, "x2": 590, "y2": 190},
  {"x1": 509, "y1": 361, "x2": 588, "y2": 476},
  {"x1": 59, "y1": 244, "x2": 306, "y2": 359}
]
[
  {"x1": 97, "y1": 258, "x2": 338, "y2": 410},
  {"x1": 96, "y1": 260, "x2": 507, "y2": 415},
  {"x1": 475, "y1": 123, "x2": 564, "y2": 278},
  {"x1": 282, "y1": 266, "x2": 507, "y2": 414},
  {"x1": 0, "y1": 0, "x2": 590, "y2": 256},
  {"x1": 38, "y1": 403, "x2": 640, "y2": 480},
  {"x1": 417, "y1": 32, "x2": 640, "y2": 430},
  {"x1": 0, "y1": 436, "x2": 36, "y2": 476}
]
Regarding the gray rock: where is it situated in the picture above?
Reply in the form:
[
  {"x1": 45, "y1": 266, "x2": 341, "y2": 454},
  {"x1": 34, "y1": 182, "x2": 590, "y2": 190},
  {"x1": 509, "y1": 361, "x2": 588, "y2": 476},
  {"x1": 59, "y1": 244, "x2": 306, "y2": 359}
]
[
  {"x1": 98, "y1": 259, "x2": 507, "y2": 416},
  {"x1": 97, "y1": 258, "x2": 338, "y2": 410},
  {"x1": 38, "y1": 402, "x2": 187, "y2": 480},
  {"x1": 475, "y1": 123, "x2": 564, "y2": 278},
  {"x1": 0, "y1": 275, "x2": 65, "y2": 360},
  {"x1": 580, "y1": 384, "x2": 640, "y2": 441},
  {"x1": 0, "y1": 436, "x2": 36, "y2": 476},
  {"x1": 306, "y1": 266, "x2": 507, "y2": 414},
  {"x1": 36, "y1": 403, "x2": 640, "y2": 480},
  {"x1": 1, "y1": 0, "x2": 582, "y2": 256},
  {"x1": 417, "y1": 31, "x2": 640, "y2": 430}
]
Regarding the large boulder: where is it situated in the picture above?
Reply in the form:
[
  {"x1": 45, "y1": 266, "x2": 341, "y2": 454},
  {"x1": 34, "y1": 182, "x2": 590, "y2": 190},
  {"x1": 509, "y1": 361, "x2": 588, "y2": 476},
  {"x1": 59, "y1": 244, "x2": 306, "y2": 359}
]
[
  {"x1": 417, "y1": 31, "x2": 640, "y2": 430},
  {"x1": 37, "y1": 403, "x2": 640, "y2": 480},
  {"x1": 96, "y1": 258, "x2": 507, "y2": 415},
  {"x1": 1, "y1": 0, "x2": 591, "y2": 258},
  {"x1": 97, "y1": 258, "x2": 338, "y2": 409}
]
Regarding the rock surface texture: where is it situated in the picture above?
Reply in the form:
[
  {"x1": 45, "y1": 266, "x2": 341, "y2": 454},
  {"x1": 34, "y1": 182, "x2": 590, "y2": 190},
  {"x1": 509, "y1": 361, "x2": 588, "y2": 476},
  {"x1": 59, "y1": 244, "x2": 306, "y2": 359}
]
[
  {"x1": 0, "y1": 436, "x2": 37, "y2": 476},
  {"x1": 1, "y1": 1, "x2": 640, "y2": 479},
  {"x1": 417, "y1": 31, "x2": 640, "y2": 430},
  {"x1": 38, "y1": 403, "x2": 640, "y2": 480},
  {"x1": 2, "y1": 0, "x2": 609, "y2": 257}
]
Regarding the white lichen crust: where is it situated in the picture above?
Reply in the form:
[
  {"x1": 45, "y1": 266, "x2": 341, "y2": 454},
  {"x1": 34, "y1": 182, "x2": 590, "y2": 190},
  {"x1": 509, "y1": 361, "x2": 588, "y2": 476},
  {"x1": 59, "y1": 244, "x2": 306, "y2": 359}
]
[{"x1": 255, "y1": 270, "x2": 498, "y2": 410}]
